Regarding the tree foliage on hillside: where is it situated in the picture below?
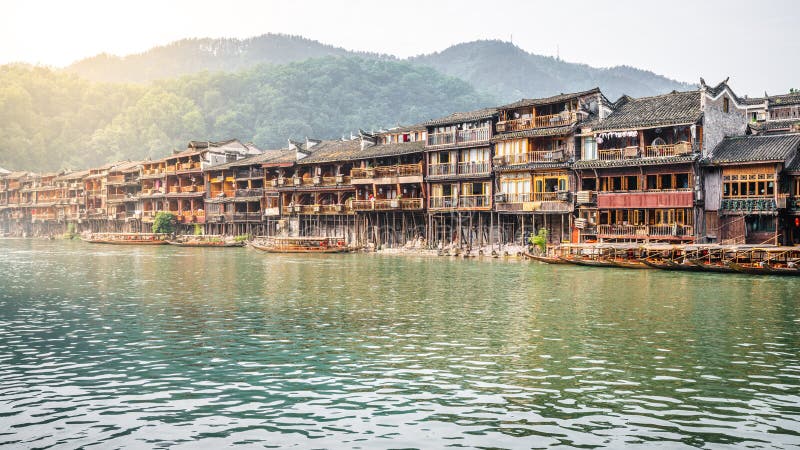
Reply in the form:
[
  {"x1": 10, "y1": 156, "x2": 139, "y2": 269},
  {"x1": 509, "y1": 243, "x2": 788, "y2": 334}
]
[{"x1": 0, "y1": 58, "x2": 493, "y2": 171}]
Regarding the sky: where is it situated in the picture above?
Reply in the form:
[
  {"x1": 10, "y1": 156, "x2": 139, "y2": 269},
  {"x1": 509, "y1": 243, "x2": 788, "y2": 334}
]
[{"x1": 1, "y1": 0, "x2": 797, "y2": 96}]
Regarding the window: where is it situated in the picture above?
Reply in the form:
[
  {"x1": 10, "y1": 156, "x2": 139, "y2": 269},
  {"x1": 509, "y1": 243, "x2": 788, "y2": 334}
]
[
  {"x1": 581, "y1": 177, "x2": 597, "y2": 190},
  {"x1": 583, "y1": 137, "x2": 597, "y2": 160},
  {"x1": 626, "y1": 176, "x2": 638, "y2": 191},
  {"x1": 723, "y1": 97, "x2": 730, "y2": 113}
]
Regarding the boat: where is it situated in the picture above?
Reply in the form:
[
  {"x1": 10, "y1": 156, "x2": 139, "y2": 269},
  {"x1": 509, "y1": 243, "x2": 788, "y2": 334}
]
[
  {"x1": 166, "y1": 235, "x2": 244, "y2": 247},
  {"x1": 249, "y1": 236, "x2": 349, "y2": 254},
  {"x1": 687, "y1": 260, "x2": 736, "y2": 273},
  {"x1": 610, "y1": 259, "x2": 652, "y2": 269},
  {"x1": 727, "y1": 262, "x2": 800, "y2": 276},
  {"x1": 523, "y1": 252, "x2": 570, "y2": 264},
  {"x1": 82, "y1": 232, "x2": 168, "y2": 245}
]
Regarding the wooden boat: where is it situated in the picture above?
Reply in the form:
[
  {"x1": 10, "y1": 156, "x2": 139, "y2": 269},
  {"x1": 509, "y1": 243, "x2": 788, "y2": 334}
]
[
  {"x1": 167, "y1": 235, "x2": 244, "y2": 247},
  {"x1": 611, "y1": 259, "x2": 652, "y2": 269},
  {"x1": 687, "y1": 260, "x2": 736, "y2": 273},
  {"x1": 249, "y1": 236, "x2": 349, "y2": 254},
  {"x1": 728, "y1": 262, "x2": 800, "y2": 276},
  {"x1": 559, "y1": 256, "x2": 618, "y2": 267},
  {"x1": 523, "y1": 252, "x2": 570, "y2": 264},
  {"x1": 82, "y1": 232, "x2": 168, "y2": 245}
]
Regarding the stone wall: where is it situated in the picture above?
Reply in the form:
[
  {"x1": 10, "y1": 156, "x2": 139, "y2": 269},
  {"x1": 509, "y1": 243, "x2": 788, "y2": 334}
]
[{"x1": 702, "y1": 90, "x2": 748, "y2": 157}]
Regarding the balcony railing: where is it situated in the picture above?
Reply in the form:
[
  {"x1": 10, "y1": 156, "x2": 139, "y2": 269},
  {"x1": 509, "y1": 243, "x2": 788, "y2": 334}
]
[
  {"x1": 496, "y1": 150, "x2": 566, "y2": 166},
  {"x1": 598, "y1": 147, "x2": 639, "y2": 161},
  {"x1": 429, "y1": 197, "x2": 457, "y2": 209},
  {"x1": 597, "y1": 224, "x2": 694, "y2": 239},
  {"x1": 236, "y1": 168, "x2": 265, "y2": 179},
  {"x1": 351, "y1": 164, "x2": 423, "y2": 180},
  {"x1": 235, "y1": 188, "x2": 264, "y2": 197},
  {"x1": 643, "y1": 142, "x2": 692, "y2": 158},
  {"x1": 457, "y1": 161, "x2": 491, "y2": 175},
  {"x1": 427, "y1": 126, "x2": 491, "y2": 147},
  {"x1": 428, "y1": 163, "x2": 458, "y2": 176},
  {"x1": 351, "y1": 198, "x2": 423, "y2": 211},
  {"x1": 458, "y1": 194, "x2": 491, "y2": 208},
  {"x1": 496, "y1": 112, "x2": 577, "y2": 132}
]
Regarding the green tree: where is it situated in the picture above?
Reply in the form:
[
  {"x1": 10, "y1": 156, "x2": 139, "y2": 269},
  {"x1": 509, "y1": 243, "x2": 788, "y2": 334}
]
[{"x1": 152, "y1": 212, "x2": 176, "y2": 234}]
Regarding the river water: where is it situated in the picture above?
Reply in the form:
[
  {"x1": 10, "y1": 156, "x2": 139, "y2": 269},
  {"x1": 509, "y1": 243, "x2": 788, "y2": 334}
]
[{"x1": 1, "y1": 239, "x2": 799, "y2": 448}]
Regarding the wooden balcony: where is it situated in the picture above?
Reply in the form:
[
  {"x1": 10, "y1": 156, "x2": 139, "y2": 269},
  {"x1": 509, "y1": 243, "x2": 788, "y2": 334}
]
[
  {"x1": 236, "y1": 168, "x2": 265, "y2": 179},
  {"x1": 597, "y1": 224, "x2": 694, "y2": 240},
  {"x1": 643, "y1": 142, "x2": 692, "y2": 158},
  {"x1": 351, "y1": 164, "x2": 423, "y2": 181},
  {"x1": 282, "y1": 204, "x2": 351, "y2": 215},
  {"x1": 351, "y1": 198, "x2": 424, "y2": 211},
  {"x1": 427, "y1": 126, "x2": 491, "y2": 147},
  {"x1": 235, "y1": 188, "x2": 264, "y2": 198},
  {"x1": 494, "y1": 150, "x2": 566, "y2": 166},
  {"x1": 598, "y1": 147, "x2": 640, "y2": 161},
  {"x1": 496, "y1": 112, "x2": 577, "y2": 132},
  {"x1": 457, "y1": 161, "x2": 491, "y2": 175},
  {"x1": 495, "y1": 192, "x2": 572, "y2": 212},
  {"x1": 428, "y1": 162, "x2": 491, "y2": 177}
]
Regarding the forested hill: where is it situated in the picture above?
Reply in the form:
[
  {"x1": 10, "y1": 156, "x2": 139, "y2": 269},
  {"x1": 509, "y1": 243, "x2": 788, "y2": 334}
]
[
  {"x1": 409, "y1": 40, "x2": 695, "y2": 102},
  {"x1": 0, "y1": 58, "x2": 492, "y2": 172},
  {"x1": 65, "y1": 34, "x2": 692, "y2": 101},
  {"x1": 67, "y1": 34, "x2": 391, "y2": 83}
]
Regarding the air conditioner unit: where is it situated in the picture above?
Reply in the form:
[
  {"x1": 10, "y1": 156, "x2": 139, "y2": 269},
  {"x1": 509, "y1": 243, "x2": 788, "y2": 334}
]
[
  {"x1": 335, "y1": 175, "x2": 344, "y2": 184},
  {"x1": 494, "y1": 193, "x2": 506, "y2": 203}
]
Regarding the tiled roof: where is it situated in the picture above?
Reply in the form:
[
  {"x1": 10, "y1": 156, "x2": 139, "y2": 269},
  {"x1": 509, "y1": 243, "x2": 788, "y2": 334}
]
[
  {"x1": 499, "y1": 88, "x2": 602, "y2": 110},
  {"x1": 765, "y1": 119, "x2": 800, "y2": 131},
  {"x1": 591, "y1": 90, "x2": 702, "y2": 132},
  {"x1": 296, "y1": 139, "x2": 362, "y2": 164},
  {"x1": 492, "y1": 125, "x2": 577, "y2": 141},
  {"x1": 377, "y1": 123, "x2": 427, "y2": 134},
  {"x1": 573, "y1": 154, "x2": 697, "y2": 169},
  {"x1": 55, "y1": 169, "x2": 90, "y2": 181},
  {"x1": 742, "y1": 96, "x2": 766, "y2": 106},
  {"x1": 109, "y1": 160, "x2": 142, "y2": 173},
  {"x1": 709, "y1": 134, "x2": 800, "y2": 164},
  {"x1": 355, "y1": 141, "x2": 425, "y2": 159},
  {"x1": 261, "y1": 149, "x2": 298, "y2": 167},
  {"x1": 424, "y1": 107, "x2": 497, "y2": 127},
  {"x1": 768, "y1": 92, "x2": 800, "y2": 107},
  {"x1": 208, "y1": 149, "x2": 288, "y2": 171}
]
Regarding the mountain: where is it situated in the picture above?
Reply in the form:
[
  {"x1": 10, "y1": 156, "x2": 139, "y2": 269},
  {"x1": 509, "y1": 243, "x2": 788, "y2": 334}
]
[
  {"x1": 0, "y1": 58, "x2": 492, "y2": 172},
  {"x1": 409, "y1": 40, "x2": 695, "y2": 102},
  {"x1": 65, "y1": 34, "x2": 693, "y2": 101},
  {"x1": 67, "y1": 34, "x2": 391, "y2": 83}
]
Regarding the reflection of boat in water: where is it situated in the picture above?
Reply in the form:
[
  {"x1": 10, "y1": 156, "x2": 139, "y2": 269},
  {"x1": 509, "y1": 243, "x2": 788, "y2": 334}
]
[
  {"x1": 167, "y1": 235, "x2": 244, "y2": 247},
  {"x1": 249, "y1": 236, "x2": 349, "y2": 253},
  {"x1": 82, "y1": 232, "x2": 169, "y2": 245},
  {"x1": 728, "y1": 262, "x2": 800, "y2": 276}
]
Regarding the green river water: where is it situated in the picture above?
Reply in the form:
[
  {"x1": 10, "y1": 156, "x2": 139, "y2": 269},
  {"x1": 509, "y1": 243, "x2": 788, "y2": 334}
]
[{"x1": 0, "y1": 239, "x2": 799, "y2": 448}]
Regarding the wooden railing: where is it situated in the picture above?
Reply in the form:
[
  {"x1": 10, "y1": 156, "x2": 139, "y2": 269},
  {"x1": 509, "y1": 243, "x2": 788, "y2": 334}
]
[
  {"x1": 236, "y1": 168, "x2": 265, "y2": 179},
  {"x1": 643, "y1": 142, "x2": 692, "y2": 158},
  {"x1": 597, "y1": 224, "x2": 694, "y2": 238},
  {"x1": 351, "y1": 198, "x2": 423, "y2": 211},
  {"x1": 427, "y1": 126, "x2": 491, "y2": 146},
  {"x1": 351, "y1": 164, "x2": 423, "y2": 179},
  {"x1": 429, "y1": 197, "x2": 457, "y2": 209},
  {"x1": 496, "y1": 150, "x2": 566, "y2": 165},
  {"x1": 457, "y1": 161, "x2": 491, "y2": 175},
  {"x1": 597, "y1": 147, "x2": 640, "y2": 161},
  {"x1": 235, "y1": 188, "x2": 264, "y2": 197},
  {"x1": 428, "y1": 163, "x2": 458, "y2": 176},
  {"x1": 459, "y1": 194, "x2": 491, "y2": 208},
  {"x1": 496, "y1": 112, "x2": 577, "y2": 132}
]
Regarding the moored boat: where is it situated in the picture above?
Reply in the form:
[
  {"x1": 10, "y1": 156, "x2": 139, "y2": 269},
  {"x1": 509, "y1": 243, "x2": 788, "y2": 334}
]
[
  {"x1": 727, "y1": 262, "x2": 800, "y2": 276},
  {"x1": 166, "y1": 235, "x2": 244, "y2": 247},
  {"x1": 523, "y1": 252, "x2": 570, "y2": 264},
  {"x1": 82, "y1": 232, "x2": 168, "y2": 245},
  {"x1": 249, "y1": 236, "x2": 349, "y2": 253}
]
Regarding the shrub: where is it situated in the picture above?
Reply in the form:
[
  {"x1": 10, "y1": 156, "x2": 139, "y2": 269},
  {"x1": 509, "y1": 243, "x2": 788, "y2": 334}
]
[
  {"x1": 528, "y1": 229, "x2": 548, "y2": 254},
  {"x1": 152, "y1": 212, "x2": 176, "y2": 234}
]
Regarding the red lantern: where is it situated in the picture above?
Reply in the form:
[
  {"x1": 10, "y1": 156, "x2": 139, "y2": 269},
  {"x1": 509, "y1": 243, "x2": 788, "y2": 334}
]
[{"x1": 795, "y1": 217, "x2": 800, "y2": 227}]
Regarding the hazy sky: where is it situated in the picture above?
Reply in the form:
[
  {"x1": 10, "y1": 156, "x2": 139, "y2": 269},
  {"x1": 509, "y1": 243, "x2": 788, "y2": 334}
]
[{"x1": 2, "y1": 0, "x2": 797, "y2": 96}]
